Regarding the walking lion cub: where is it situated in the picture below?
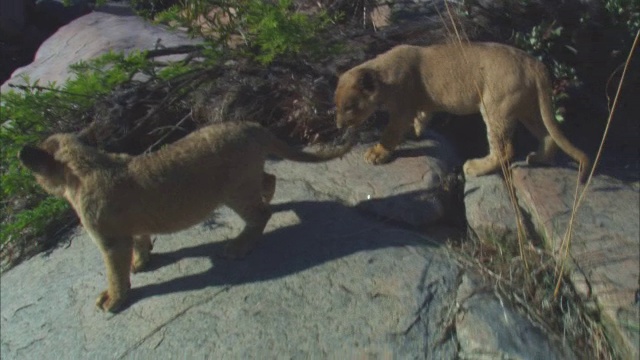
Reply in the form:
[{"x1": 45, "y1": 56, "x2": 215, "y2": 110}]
[
  {"x1": 335, "y1": 42, "x2": 590, "y2": 182},
  {"x1": 19, "y1": 121, "x2": 352, "y2": 312}
]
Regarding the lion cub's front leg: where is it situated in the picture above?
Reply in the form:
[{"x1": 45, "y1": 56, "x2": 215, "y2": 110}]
[
  {"x1": 95, "y1": 236, "x2": 134, "y2": 312},
  {"x1": 365, "y1": 111, "x2": 412, "y2": 165}
]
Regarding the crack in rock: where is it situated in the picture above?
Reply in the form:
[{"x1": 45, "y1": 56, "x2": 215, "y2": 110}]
[{"x1": 116, "y1": 285, "x2": 232, "y2": 359}]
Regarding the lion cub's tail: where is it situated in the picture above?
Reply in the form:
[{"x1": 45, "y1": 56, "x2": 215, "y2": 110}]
[
  {"x1": 536, "y1": 74, "x2": 591, "y2": 182},
  {"x1": 266, "y1": 130, "x2": 354, "y2": 163}
]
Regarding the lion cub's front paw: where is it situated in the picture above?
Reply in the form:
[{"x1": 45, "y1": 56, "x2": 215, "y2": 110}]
[
  {"x1": 463, "y1": 159, "x2": 483, "y2": 177},
  {"x1": 95, "y1": 290, "x2": 127, "y2": 313},
  {"x1": 364, "y1": 144, "x2": 392, "y2": 165}
]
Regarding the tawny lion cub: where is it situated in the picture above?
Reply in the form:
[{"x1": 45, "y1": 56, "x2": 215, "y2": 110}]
[
  {"x1": 19, "y1": 121, "x2": 352, "y2": 312},
  {"x1": 335, "y1": 42, "x2": 591, "y2": 182}
]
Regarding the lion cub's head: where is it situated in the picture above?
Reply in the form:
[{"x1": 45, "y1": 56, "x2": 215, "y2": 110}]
[
  {"x1": 19, "y1": 134, "x2": 81, "y2": 198},
  {"x1": 335, "y1": 68, "x2": 380, "y2": 129}
]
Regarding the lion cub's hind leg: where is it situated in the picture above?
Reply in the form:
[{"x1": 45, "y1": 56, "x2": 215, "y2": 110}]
[
  {"x1": 223, "y1": 177, "x2": 272, "y2": 260},
  {"x1": 96, "y1": 236, "x2": 134, "y2": 312},
  {"x1": 413, "y1": 111, "x2": 432, "y2": 138},
  {"x1": 463, "y1": 117, "x2": 516, "y2": 177},
  {"x1": 522, "y1": 115, "x2": 558, "y2": 166},
  {"x1": 261, "y1": 172, "x2": 276, "y2": 204},
  {"x1": 131, "y1": 235, "x2": 153, "y2": 273},
  {"x1": 526, "y1": 136, "x2": 558, "y2": 166}
]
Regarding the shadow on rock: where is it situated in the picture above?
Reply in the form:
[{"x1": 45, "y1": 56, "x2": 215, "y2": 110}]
[{"x1": 125, "y1": 199, "x2": 441, "y2": 310}]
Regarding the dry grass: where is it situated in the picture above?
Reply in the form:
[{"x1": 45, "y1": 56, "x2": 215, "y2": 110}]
[
  {"x1": 450, "y1": 234, "x2": 615, "y2": 359},
  {"x1": 435, "y1": 2, "x2": 639, "y2": 358}
]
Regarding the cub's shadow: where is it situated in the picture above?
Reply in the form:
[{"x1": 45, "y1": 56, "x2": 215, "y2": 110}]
[{"x1": 126, "y1": 199, "x2": 440, "y2": 309}]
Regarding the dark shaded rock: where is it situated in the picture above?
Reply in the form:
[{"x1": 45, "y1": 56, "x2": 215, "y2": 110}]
[
  {"x1": 269, "y1": 133, "x2": 462, "y2": 228},
  {"x1": 0, "y1": 0, "x2": 27, "y2": 41},
  {"x1": 32, "y1": 0, "x2": 91, "y2": 33}
]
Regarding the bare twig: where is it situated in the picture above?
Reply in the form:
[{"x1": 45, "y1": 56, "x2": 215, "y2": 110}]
[
  {"x1": 144, "y1": 44, "x2": 206, "y2": 59},
  {"x1": 144, "y1": 111, "x2": 193, "y2": 153},
  {"x1": 7, "y1": 84, "x2": 95, "y2": 98}
]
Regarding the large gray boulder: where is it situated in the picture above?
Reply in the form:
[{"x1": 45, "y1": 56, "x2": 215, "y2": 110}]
[{"x1": 1, "y1": 3, "x2": 200, "y2": 92}]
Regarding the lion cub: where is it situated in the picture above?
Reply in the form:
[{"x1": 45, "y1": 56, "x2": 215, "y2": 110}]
[
  {"x1": 335, "y1": 42, "x2": 590, "y2": 182},
  {"x1": 19, "y1": 121, "x2": 352, "y2": 312}
]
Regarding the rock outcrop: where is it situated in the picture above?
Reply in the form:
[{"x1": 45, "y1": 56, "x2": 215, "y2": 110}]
[
  {"x1": 1, "y1": 145, "x2": 574, "y2": 359},
  {"x1": 465, "y1": 163, "x2": 640, "y2": 358}
]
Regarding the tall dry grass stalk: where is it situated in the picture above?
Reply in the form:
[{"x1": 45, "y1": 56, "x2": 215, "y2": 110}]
[{"x1": 553, "y1": 29, "x2": 639, "y2": 296}]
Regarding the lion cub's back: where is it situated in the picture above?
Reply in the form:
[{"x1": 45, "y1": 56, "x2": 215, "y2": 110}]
[
  {"x1": 143, "y1": 122, "x2": 268, "y2": 166},
  {"x1": 428, "y1": 42, "x2": 545, "y2": 83},
  {"x1": 130, "y1": 122, "x2": 270, "y2": 191},
  {"x1": 121, "y1": 122, "x2": 271, "y2": 233},
  {"x1": 173, "y1": 121, "x2": 269, "y2": 153}
]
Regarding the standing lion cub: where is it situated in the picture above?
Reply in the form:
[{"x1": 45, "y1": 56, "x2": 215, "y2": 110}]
[
  {"x1": 19, "y1": 121, "x2": 352, "y2": 312},
  {"x1": 335, "y1": 42, "x2": 590, "y2": 181}
]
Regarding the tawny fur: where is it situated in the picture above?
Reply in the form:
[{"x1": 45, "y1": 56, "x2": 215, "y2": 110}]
[
  {"x1": 335, "y1": 42, "x2": 590, "y2": 181},
  {"x1": 19, "y1": 121, "x2": 352, "y2": 312}
]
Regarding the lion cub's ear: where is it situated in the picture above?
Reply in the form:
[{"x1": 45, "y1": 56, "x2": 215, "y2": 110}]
[
  {"x1": 357, "y1": 68, "x2": 379, "y2": 94},
  {"x1": 19, "y1": 146, "x2": 63, "y2": 177}
]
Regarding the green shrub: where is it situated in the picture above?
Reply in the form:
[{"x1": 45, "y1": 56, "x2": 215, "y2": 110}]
[
  {"x1": 242, "y1": 0, "x2": 336, "y2": 64},
  {"x1": 155, "y1": 0, "x2": 339, "y2": 64},
  {"x1": 513, "y1": 23, "x2": 577, "y2": 123},
  {"x1": 0, "y1": 49, "x2": 186, "y2": 246},
  {"x1": 605, "y1": 0, "x2": 640, "y2": 33}
]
